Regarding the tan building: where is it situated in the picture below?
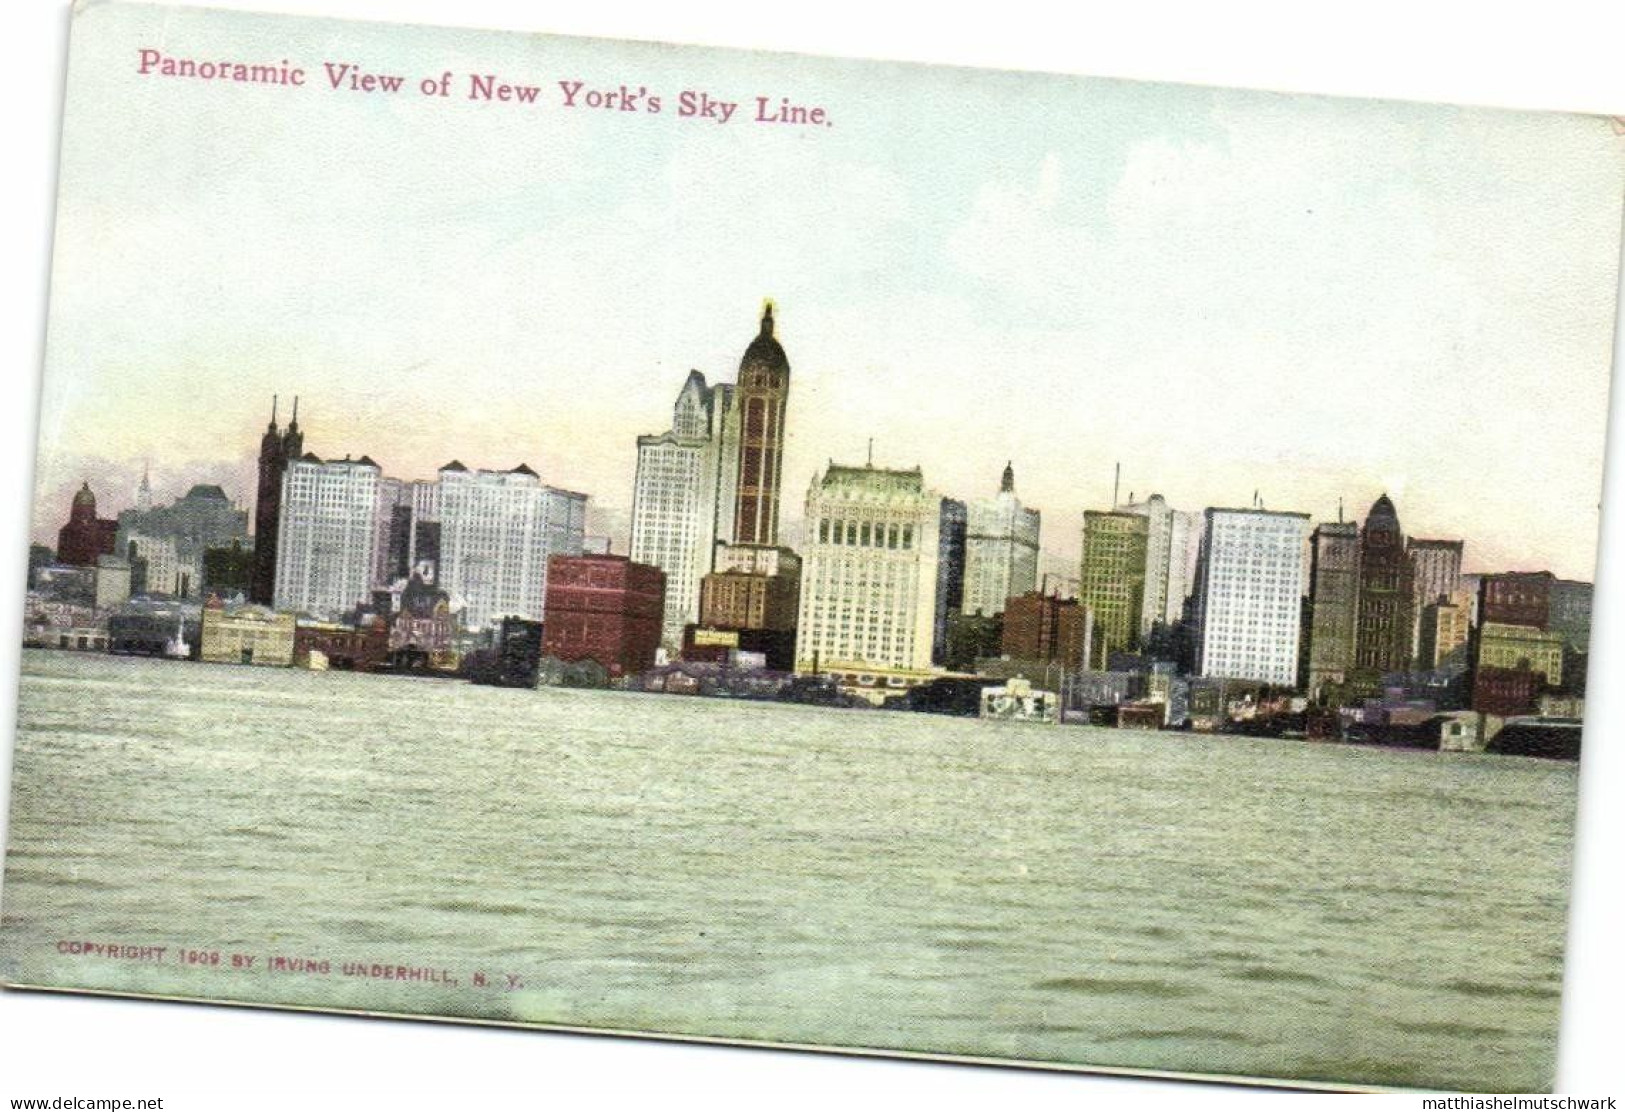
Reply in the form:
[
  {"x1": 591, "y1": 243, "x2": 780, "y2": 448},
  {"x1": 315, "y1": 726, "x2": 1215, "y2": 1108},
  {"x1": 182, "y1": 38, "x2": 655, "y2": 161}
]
[
  {"x1": 700, "y1": 544, "x2": 800, "y2": 631},
  {"x1": 1476, "y1": 622, "x2": 1564, "y2": 687},
  {"x1": 199, "y1": 597, "x2": 295, "y2": 666},
  {"x1": 795, "y1": 463, "x2": 940, "y2": 675},
  {"x1": 1079, "y1": 511, "x2": 1148, "y2": 670},
  {"x1": 1418, "y1": 589, "x2": 1472, "y2": 672}
]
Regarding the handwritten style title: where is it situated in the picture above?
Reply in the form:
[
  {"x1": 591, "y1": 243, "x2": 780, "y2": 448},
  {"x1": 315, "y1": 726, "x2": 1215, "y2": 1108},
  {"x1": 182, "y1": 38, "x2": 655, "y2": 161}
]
[{"x1": 134, "y1": 49, "x2": 834, "y2": 127}]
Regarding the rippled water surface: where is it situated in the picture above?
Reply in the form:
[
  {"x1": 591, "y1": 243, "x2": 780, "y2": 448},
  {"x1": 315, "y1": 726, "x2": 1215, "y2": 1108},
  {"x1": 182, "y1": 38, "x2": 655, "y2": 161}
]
[{"x1": 1, "y1": 651, "x2": 1578, "y2": 1090}]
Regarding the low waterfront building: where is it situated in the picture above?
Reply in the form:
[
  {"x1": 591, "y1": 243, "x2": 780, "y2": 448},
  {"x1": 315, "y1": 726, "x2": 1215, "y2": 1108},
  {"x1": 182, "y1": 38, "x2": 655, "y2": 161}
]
[
  {"x1": 542, "y1": 553, "x2": 666, "y2": 678},
  {"x1": 388, "y1": 574, "x2": 457, "y2": 665},
  {"x1": 107, "y1": 599, "x2": 201, "y2": 658},
  {"x1": 29, "y1": 565, "x2": 97, "y2": 608},
  {"x1": 198, "y1": 597, "x2": 295, "y2": 666},
  {"x1": 293, "y1": 616, "x2": 390, "y2": 671},
  {"x1": 22, "y1": 596, "x2": 106, "y2": 651}
]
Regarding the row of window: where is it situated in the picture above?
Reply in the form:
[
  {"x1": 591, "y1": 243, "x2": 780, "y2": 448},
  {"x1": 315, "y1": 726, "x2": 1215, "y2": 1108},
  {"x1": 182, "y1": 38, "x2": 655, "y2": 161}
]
[{"x1": 817, "y1": 519, "x2": 915, "y2": 549}]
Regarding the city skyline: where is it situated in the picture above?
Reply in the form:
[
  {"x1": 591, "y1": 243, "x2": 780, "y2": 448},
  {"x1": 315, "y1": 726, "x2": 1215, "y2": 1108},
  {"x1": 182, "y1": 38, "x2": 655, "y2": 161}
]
[
  {"x1": 27, "y1": 3, "x2": 1621, "y2": 584},
  {"x1": 30, "y1": 382, "x2": 1604, "y2": 591}
]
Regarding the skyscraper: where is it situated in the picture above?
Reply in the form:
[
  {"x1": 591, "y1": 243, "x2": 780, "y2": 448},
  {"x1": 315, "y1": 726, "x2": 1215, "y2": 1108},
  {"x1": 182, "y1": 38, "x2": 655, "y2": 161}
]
[
  {"x1": 1119, "y1": 493, "x2": 1202, "y2": 633},
  {"x1": 1354, "y1": 494, "x2": 1414, "y2": 676},
  {"x1": 795, "y1": 463, "x2": 941, "y2": 674},
  {"x1": 1078, "y1": 510, "x2": 1148, "y2": 669},
  {"x1": 629, "y1": 370, "x2": 739, "y2": 648},
  {"x1": 1306, "y1": 521, "x2": 1361, "y2": 698},
  {"x1": 1408, "y1": 537, "x2": 1464, "y2": 660},
  {"x1": 1191, "y1": 507, "x2": 1310, "y2": 686},
  {"x1": 117, "y1": 482, "x2": 249, "y2": 599},
  {"x1": 699, "y1": 304, "x2": 800, "y2": 657},
  {"x1": 251, "y1": 396, "x2": 302, "y2": 604},
  {"x1": 961, "y1": 463, "x2": 1040, "y2": 617},
  {"x1": 272, "y1": 453, "x2": 381, "y2": 618},
  {"x1": 732, "y1": 302, "x2": 790, "y2": 547},
  {"x1": 932, "y1": 498, "x2": 967, "y2": 664},
  {"x1": 436, "y1": 462, "x2": 587, "y2": 632}
]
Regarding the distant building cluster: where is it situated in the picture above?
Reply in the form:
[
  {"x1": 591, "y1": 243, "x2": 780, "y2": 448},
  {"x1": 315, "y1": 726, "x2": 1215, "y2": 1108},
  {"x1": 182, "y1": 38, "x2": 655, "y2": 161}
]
[{"x1": 22, "y1": 301, "x2": 1593, "y2": 758}]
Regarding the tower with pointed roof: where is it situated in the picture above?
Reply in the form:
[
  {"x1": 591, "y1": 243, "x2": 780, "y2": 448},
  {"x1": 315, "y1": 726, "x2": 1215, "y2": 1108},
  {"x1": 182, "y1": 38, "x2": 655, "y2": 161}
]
[
  {"x1": 962, "y1": 462, "x2": 1041, "y2": 617},
  {"x1": 250, "y1": 395, "x2": 301, "y2": 604},
  {"x1": 1354, "y1": 493, "x2": 1415, "y2": 676},
  {"x1": 732, "y1": 301, "x2": 790, "y2": 547}
]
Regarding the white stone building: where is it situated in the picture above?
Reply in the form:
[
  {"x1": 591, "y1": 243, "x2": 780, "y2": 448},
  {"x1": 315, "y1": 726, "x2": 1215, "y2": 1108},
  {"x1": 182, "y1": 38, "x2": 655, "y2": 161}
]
[
  {"x1": 1119, "y1": 493, "x2": 1204, "y2": 633},
  {"x1": 629, "y1": 370, "x2": 740, "y2": 649},
  {"x1": 795, "y1": 464, "x2": 941, "y2": 673},
  {"x1": 1190, "y1": 507, "x2": 1310, "y2": 686},
  {"x1": 273, "y1": 454, "x2": 382, "y2": 619},
  {"x1": 436, "y1": 462, "x2": 587, "y2": 632},
  {"x1": 121, "y1": 531, "x2": 185, "y2": 597},
  {"x1": 961, "y1": 462, "x2": 1040, "y2": 617}
]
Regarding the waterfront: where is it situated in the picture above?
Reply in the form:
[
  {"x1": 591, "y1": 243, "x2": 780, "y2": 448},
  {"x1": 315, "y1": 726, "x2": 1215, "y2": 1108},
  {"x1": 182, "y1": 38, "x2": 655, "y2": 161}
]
[{"x1": 1, "y1": 650, "x2": 1578, "y2": 1091}]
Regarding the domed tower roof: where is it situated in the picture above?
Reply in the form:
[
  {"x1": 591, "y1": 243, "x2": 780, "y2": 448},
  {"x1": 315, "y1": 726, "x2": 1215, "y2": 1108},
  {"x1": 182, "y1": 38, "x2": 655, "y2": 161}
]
[
  {"x1": 1000, "y1": 461, "x2": 1015, "y2": 494},
  {"x1": 1364, "y1": 493, "x2": 1402, "y2": 536},
  {"x1": 72, "y1": 481, "x2": 96, "y2": 512},
  {"x1": 739, "y1": 301, "x2": 789, "y2": 377}
]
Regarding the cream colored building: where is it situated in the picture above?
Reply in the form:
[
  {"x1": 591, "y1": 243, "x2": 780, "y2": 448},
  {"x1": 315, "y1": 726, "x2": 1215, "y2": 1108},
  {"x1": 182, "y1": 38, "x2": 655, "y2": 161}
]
[
  {"x1": 629, "y1": 371, "x2": 740, "y2": 649},
  {"x1": 795, "y1": 463, "x2": 941, "y2": 675},
  {"x1": 199, "y1": 601, "x2": 295, "y2": 666},
  {"x1": 961, "y1": 462, "x2": 1039, "y2": 617},
  {"x1": 1477, "y1": 622, "x2": 1564, "y2": 685}
]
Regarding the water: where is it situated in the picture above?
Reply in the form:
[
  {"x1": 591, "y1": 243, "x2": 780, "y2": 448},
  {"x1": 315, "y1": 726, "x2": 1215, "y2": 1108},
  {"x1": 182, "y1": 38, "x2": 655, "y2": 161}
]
[{"x1": 0, "y1": 650, "x2": 1577, "y2": 1091}]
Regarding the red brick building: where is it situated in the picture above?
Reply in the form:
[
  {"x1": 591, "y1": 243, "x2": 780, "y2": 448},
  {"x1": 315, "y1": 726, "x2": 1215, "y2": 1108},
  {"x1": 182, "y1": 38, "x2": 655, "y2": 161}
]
[
  {"x1": 1001, "y1": 592, "x2": 1089, "y2": 673},
  {"x1": 1478, "y1": 571, "x2": 1553, "y2": 629},
  {"x1": 542, "y1": 554, "x2": 665, "y2": 678},
  {"x1": 56, "y1": 482, "x2": 119, "y2": 567}
]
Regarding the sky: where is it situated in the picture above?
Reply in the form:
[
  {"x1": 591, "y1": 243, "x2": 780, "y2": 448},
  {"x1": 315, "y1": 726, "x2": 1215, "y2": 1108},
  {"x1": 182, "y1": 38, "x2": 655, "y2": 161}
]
[{"x1": 30, "y1": 1, "x2": 1625, "y2": 581}]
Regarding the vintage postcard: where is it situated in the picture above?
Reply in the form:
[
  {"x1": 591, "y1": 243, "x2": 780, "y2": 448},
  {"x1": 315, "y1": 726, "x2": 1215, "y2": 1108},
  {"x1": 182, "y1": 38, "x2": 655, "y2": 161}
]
[{"x1": 2, "y1": 0, "x2": 1622, "y2": 1095}]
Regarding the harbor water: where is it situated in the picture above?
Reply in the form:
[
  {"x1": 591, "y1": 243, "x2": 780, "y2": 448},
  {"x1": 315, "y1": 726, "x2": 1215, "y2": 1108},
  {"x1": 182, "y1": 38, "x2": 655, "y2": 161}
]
[{"x1": 1, "y1": 650, "x2": 1578, "y2": 1091}]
